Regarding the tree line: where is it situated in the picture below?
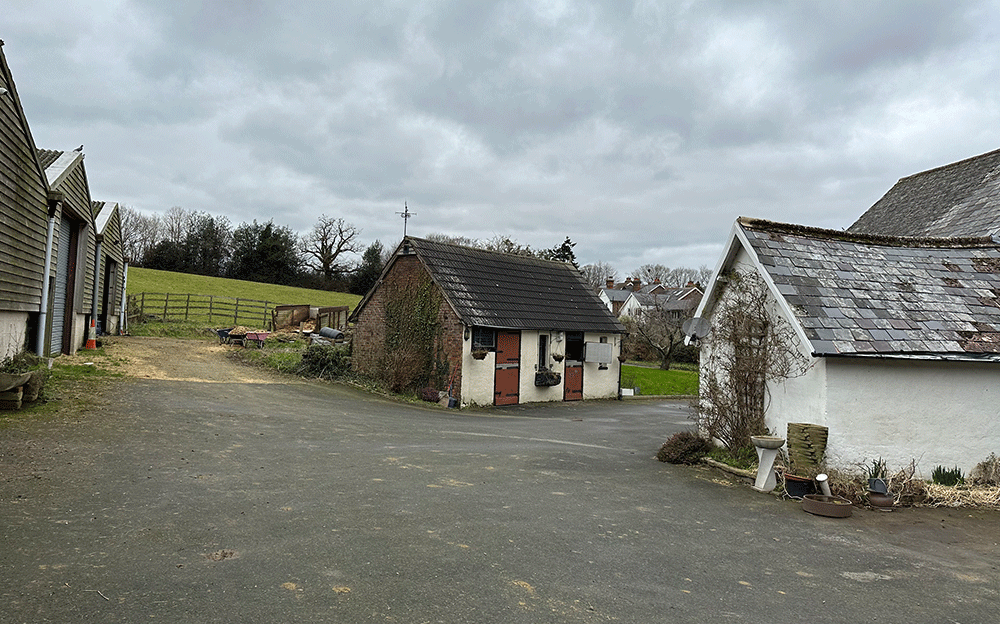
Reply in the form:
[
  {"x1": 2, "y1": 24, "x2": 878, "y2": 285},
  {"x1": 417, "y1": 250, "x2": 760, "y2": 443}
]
[
  {"x1": 120, "y1": 206, "x2": 385, "y2": 295},
  {"x1": 119, "y1": 204, "x2": 709, "y2": 302}
]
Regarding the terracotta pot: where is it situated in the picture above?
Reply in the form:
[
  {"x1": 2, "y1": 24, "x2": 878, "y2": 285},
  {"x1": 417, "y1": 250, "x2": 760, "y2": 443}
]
[{"x1": 867, "y1": 490, "x2": 894, "y2": 508}]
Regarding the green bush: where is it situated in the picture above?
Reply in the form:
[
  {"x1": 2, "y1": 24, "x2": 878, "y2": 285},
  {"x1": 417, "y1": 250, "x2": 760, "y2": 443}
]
[
  {"x1": 296, "y1": 344, "x2": 351, "y2": 379},
  {"x1": 931, "y1": 465, "x2": 965, "y2": 487},
  {"x1": 656, "y1": 431, "x2": 712, "y2": 464}
]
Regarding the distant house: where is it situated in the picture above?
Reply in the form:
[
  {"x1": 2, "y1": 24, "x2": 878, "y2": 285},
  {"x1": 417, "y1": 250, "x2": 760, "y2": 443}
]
[
  {"x1": 619, "y1": 285, "x2": 702, "y2": 319},
  {"x1": 850, "y1": 147, "x2": 1000, "y2": 237},
  {"x1": 93, "y1": 201, "x2": 126, "y2": 336},
  {"x1": 692, "y1": 217, "x2": 1000, "y2": 474},
  {"x1": 39, "y1": 148, "x2": 98, "y2": 355},
  {"x1": 350, "y1": 237, "x2": 626, "y2": 406},
  {"x1": 0, "y1": 43, "x2": 51, "y2": 359},
  {"x1": 598, "y1": 278, "x2": 666, "y2": 316}
]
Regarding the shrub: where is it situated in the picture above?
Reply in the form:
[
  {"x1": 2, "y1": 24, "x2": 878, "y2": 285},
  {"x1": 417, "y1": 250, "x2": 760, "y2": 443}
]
[
  {"x1": 931, "y1": 465, "x2": 965, "y2": 487},
  {"x1": 970, "y1": 453, "x2": 1000, "y2": 486},
  {"x1": 657, "y1": 431, "x2": 712, "y2": 464},
  {"x1": 297, "y1": 344, "x2": 351, "y2": 379}
]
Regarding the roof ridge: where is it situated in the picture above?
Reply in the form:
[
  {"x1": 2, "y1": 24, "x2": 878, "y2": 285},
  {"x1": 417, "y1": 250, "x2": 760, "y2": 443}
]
[
  {"x1": 407, "y1": 235, "x2": 576, "y2": 267},
  {"x1": 894, "y1": 146, "x2": 1000, "y2": 183},
  {"x1": 738, "y1": 217, "x2": 997, "y2": 248}
]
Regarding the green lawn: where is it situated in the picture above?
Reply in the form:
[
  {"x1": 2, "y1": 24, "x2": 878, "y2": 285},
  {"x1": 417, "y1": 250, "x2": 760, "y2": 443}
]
[
  {"x1": 127, "y1": 267, "x2": 361, "y2": 309},
  {"x1": 620, "y1": 364, "x2": 699, "y2": 396}
]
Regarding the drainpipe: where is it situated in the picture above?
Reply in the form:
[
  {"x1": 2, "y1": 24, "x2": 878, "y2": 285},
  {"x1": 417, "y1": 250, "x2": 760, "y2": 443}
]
[
  {"x1": 119, "y1": 263, "x2": 128, "y2": 335},
  {"x1": 35, "y1": 200, "x2": 59, "y2": 357}
]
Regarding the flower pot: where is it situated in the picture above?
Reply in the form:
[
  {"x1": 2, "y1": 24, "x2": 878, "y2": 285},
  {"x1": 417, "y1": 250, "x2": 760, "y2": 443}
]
[
  {"x1": 867, "y1": 490, "x2": 894, "y2": 508},
  {"x1": 801, "y1": 494, "x2": 853, "y2": 518},
  {"x1": 783, "y1": 473, "x2": 816, "y2": 499}
]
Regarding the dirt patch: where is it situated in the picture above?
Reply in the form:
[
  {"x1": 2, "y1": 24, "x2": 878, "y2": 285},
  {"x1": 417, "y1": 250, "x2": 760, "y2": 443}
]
[{"x1": 65, "y1": 336, "x2": 289, "y2": 384}]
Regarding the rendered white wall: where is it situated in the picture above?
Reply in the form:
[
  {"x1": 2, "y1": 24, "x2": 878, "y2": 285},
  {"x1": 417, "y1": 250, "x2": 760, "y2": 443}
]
[
  {"x1": 823, "y1": 358, "x2": 999, "y2": 476},
  {"x1": 460, "y1": 329, "x2": 622, "y2": 406},
  {"x1": 461, "y1": 339, "x2": 496, "y2": 406},
  {"x1": 581, "y1": 332, "x2": 622, "y2": 400},
  {"x1": 0, "y1": 312, "x2": 29, "y2": 361}
]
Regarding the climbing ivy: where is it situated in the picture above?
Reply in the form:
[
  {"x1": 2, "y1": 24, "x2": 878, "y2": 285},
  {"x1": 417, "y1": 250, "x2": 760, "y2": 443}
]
[{"x1": 378, "y1": 274, "x2": 448, "y2": 392}]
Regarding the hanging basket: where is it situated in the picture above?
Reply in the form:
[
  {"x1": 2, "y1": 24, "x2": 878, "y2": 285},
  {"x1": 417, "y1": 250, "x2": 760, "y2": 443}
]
[{"x1": 471, "y1": 349, "x2": 488, "y2": 360}]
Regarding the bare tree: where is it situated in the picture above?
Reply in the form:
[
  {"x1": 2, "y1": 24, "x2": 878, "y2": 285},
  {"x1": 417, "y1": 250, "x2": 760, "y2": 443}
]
[
  {"x1": 119, "y1": 205, "x2": 162, "y2": 264},
  {"x1": 301, "y1": 215, "x2": 362, "y2": 281},
  {"x1": 162, "y1": 206, "x2": 194, "y2": 244},
  {"x1": 634, "y1": 264, "x2": 669, "y2": 285},
  {"x1": 580, "y1": 262, "x2": 619, "y2": 289},
  {"x1": 424, "y1": 233, "x2": 477, "y2": 247},
  {"x1": 621, "y1": 294, "x2": 697, "y2": 370}
]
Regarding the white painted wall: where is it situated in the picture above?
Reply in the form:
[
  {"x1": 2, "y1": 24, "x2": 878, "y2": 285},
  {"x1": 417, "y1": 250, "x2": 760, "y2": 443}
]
[
  {"x1": 582, "y1": 332, "x2": 622, "y2": 400},
  {"x1": 461, "y1": 339, "x2": 496, "y2": 407},
  {"x1": 0, "y1": 312, "x2": 29, "y2": 361},
  {"x1": 822, "y1": 358, "x2": 1000, "y2": 476},
  {"x1": 459, "y1": 328, "x2": 622, "y2": 406}
]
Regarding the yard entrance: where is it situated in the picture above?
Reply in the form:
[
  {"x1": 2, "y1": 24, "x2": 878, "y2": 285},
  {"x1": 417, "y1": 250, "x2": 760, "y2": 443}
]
[{"x1": 494, "y1": 330, "x2": 520, "y2": 405}]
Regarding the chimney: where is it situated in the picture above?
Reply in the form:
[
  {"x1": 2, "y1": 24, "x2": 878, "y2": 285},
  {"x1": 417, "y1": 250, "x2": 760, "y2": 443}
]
[
  {"x1": 653, "y1": 278, "x2": 660, "y2": 284},
  {"x1": 606, "y1": 279, "x2": 615, "y2": 289},
  {"x1": 632, "y1": 279, "x2": 641, "y2": 292}
]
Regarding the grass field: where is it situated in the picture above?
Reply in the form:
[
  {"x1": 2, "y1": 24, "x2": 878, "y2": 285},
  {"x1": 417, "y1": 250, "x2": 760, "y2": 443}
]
[
  {"x1": 127, "y1": 267, "x2": 361, "y2": 309},
  {"x1": 621, "y1": 364, "x2": 699, "y2": 396}
]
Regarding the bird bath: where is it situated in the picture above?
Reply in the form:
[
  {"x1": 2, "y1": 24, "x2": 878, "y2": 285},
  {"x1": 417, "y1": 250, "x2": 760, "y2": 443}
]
[{"x1": 751, "y1": 436, "x2": 785, "y2": 492}]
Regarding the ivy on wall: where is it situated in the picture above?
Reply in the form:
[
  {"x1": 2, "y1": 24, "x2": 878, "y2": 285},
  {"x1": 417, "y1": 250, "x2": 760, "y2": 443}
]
[{"x1": 378, "y1": 273, "x2": 448, "y2": 392}]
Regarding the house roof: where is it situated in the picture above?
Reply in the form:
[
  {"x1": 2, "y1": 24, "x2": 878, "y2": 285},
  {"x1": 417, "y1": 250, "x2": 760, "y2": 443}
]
[
  {"x1": 355, "y1": 237, "x2": 625, "y2": 334},
  {"x1": 697, "y1": 217, "x2": 1000, "y2": 360},
  {"x1": 849, "y1": 147, "x2": 1000, "y2": 238},
  {"x1": 600, "y1": 288, "x2": 633, "y2": 303},
  {"x1": 631, "y1": 287, "x2": 702, "y2": 311}
]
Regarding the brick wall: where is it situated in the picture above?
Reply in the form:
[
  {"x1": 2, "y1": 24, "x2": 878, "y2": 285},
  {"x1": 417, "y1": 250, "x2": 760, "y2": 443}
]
[{"x1": 352, "y1": 255, "x2": 465, "y2": 400}]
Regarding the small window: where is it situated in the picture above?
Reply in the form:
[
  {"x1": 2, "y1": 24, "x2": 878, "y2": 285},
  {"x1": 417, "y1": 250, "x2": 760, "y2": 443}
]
[
  {"x1": 538, "y1": 334, "x2": 548, "y2": 369},
  {"x1": 472, "y1": 327, "x2": 496, "y2": 350}
]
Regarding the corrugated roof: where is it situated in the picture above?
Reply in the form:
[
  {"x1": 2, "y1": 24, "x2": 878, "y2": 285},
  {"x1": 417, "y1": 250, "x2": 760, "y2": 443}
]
[
  {"x1": 740, "y1": 218, "x2": 1000, "y2": 358},
  {"x1": 406, "y1": 237, "x2": 625, "y2": 333},
  {"x1": 849, "y1": 147, "x2": 1000, "y2": 238}
]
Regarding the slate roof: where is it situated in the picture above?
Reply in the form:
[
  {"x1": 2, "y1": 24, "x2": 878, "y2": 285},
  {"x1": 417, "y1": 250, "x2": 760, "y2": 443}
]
[
  {"x1": 738, "y1": 218, "x2": 1000, "y2": 359},
  {"x1": 632, "y1": 287, "x2": 702, "y2": 311},
  {"x1": 367, "y1": 237, "x2": 625, "y2": 333},
  {"x1": 600, "y1": 288, "x2": 633, "y2": 303},
  {"x1": 849, "y1": 147, "x2": 1000, "y2": 238}
]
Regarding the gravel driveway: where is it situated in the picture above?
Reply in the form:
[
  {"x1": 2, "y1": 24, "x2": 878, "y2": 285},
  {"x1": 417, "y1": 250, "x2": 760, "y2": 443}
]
[{"x1": 1, "y1": 337, "x2": 998, "y2": 623}]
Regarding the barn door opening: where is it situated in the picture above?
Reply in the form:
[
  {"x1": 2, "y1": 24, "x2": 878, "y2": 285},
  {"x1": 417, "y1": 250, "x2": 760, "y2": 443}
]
[{"x1": 494, "y1": 330, "x2": 520, "y2": 406}]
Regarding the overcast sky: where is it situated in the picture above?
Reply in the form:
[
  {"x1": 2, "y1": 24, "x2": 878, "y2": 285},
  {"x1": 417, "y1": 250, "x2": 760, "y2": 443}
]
[{"x1": 5, "y1": 1, "x2": 1000, "y2": 277}]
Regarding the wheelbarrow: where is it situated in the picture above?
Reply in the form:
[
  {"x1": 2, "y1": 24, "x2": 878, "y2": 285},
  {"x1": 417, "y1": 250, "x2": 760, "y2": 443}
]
[
  {"x1": 245, "y1": 331, "x2": 269, "y2": 348},
  {"x1": 216, "y1": 327, "x2": 236, "y2": 344}
]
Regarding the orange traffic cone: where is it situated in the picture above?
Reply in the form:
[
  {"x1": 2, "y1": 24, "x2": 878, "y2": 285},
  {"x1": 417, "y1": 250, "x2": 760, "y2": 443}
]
[{"x1": 85, "y1": 318, "x2": 97, "y2": 350}]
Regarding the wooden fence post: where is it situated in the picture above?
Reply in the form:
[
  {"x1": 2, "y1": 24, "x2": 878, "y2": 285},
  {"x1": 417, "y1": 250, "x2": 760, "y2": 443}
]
[
  {"x1": 163, "y1": 293, "x2": 169, "y2": 320},
  {"x1": 234, "y1": 299, "x2": 240, "y2": 326},
  {"x1": 209, "y1": 295, "x2": 214, "y2": 324},
  {"x1": 185, "y1": 294, "x2": 191, "y2": 321}
]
